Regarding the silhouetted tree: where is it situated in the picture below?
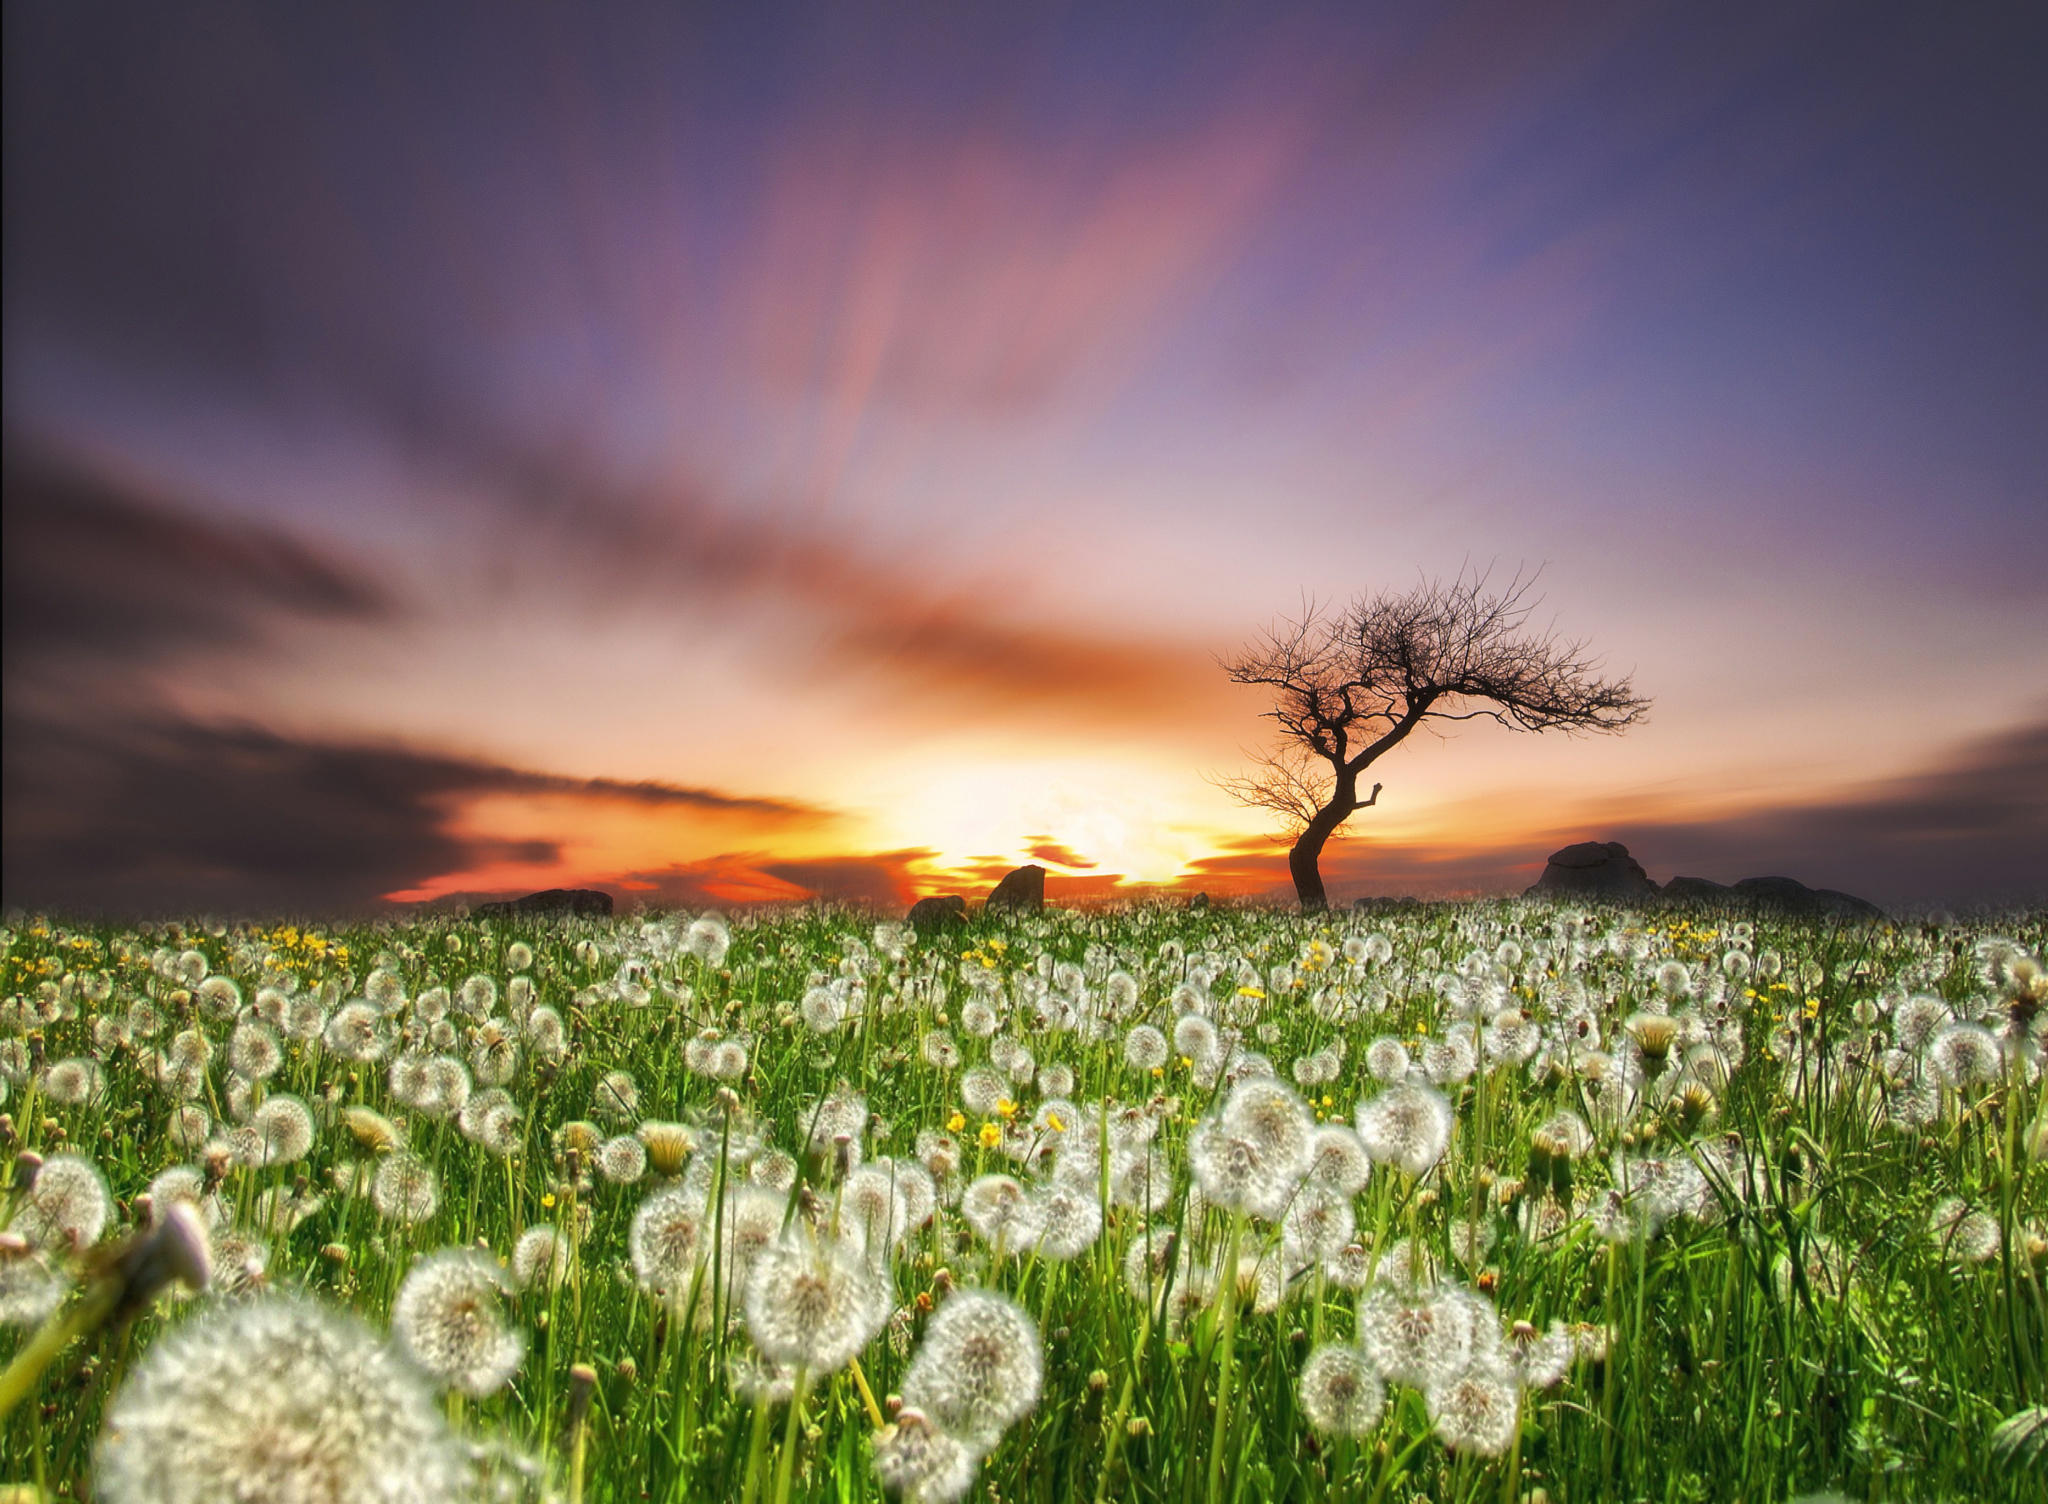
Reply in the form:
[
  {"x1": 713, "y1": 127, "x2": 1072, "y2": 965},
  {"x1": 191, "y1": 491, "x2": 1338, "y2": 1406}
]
[{"x1": 1217, "y1": 571, "x2": 1649, "y2": 911}]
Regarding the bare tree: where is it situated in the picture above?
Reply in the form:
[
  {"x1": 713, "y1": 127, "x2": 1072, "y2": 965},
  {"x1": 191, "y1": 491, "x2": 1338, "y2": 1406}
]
[{"x1": 1216, "y1": 570, "x2": 1650, "y2": 911}]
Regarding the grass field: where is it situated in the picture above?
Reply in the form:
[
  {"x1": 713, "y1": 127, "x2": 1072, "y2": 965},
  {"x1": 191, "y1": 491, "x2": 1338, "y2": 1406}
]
[{"x1": 0, "y1": 899, "x2": 2042, "y2": 1503}]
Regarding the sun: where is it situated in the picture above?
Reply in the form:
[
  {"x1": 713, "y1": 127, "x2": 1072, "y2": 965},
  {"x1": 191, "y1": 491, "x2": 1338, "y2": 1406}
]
[{"x1": 859, "y1": 753, "x2": 1221, "y2": 885}]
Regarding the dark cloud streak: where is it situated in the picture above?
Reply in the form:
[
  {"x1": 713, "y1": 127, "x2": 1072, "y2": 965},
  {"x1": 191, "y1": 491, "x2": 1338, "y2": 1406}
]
[
  {"x1": 1, "y1": 711, "x2": 830, "y2": 918},
  {"x1": 2, "y1": 445, "x2": 394, "y2": 673}
]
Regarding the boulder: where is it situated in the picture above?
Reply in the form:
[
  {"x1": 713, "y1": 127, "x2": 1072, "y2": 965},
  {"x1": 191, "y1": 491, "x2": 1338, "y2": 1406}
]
[
  {"x1": 907, "y1": 894, "x2": 969, "y2": 933},
  {"x1": 1525, "y1": 841, "x2": 1659, "y2": 899},
  {"x1": 1659, "y1": 875, "x2": 1733, "y2": 904},
  {"x1": 474, "y1": 887, "x2": 613, "y2": 920},
  {"x1": 984, "y1": 864, "x2": 1047, "y2": 914},
  {"x1": 1186, "y1": 892, "x2": 1211, "y2": 912},
  {"x1": 1730, "y1": 876, "x2": 1884, "y2": 921}
]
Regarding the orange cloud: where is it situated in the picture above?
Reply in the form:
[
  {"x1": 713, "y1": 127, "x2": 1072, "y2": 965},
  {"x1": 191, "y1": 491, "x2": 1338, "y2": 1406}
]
[{"x1": 1025, "y1": 837, "x2": 1097, "y2": 870}]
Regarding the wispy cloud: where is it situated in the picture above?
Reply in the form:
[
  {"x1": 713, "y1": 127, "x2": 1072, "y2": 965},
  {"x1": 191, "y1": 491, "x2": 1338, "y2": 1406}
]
[
  {"x1": 1025, "y1": 837, "x2": 1098, "y2": 870},
  {"x1": 1, "y1": 709, "x2": 829, "y2": 918},
  {"x1": 2, "y1": 444, "x2": 394, "y2": 679}
]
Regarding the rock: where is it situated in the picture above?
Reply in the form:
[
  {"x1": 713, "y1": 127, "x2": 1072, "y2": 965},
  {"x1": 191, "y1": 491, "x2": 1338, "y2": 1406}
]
[
  {"x1": 1186, "y1": 892, "x2": 1210, "y2": 911},
  {"x1": 984, "y1": 864, "x2": 1047, "y2": 914},
  {"x1": 1524, "y1": 841, "x2": 1659, "y2": 899},
  {"x1": 1353, "y1": 895, "x2": 1423, "y2": 913},
  {"x1": 1730, "y1": 876, "x2": 1884, "y2": 921},
  {"x1": 473, "y1": 888, "x2": 613, "y2": 920},
  {"x1": 907, "y1": 894, "x2": 969, "y2": 932},
  {"x1": 1659, "y1": 876, "x2": 1733, "y2": 904}
]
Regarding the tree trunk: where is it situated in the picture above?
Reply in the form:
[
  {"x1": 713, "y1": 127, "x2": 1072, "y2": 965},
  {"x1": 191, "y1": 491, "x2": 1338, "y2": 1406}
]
[
  {"x1": 1288, "y1": 789, "x2": 1356, "y2": 912},
  {"x1": 1288, "y1": 827, "x2": 1333, "y2": 911}
]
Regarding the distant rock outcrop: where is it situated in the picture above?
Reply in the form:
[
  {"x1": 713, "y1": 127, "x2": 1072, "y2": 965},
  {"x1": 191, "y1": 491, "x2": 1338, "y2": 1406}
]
[
  {"x1": 1659, "y1": 875, "x2": 1734, "y2": 904},
  {"x1": 1525, "y1": 841, "x2": 1660, "y2": 899},
  {"x1": 1728, "y1": 875, "x2": 1885, "y2": 920},
  {"x1": 474, "y1": 887, "x2": 613, "y2": 920},
  {"x1": 984, "y1": 864, "x2": 1047, "y2": 913},
  {"x1": 1531, "y1": 850, "x2": 1885, "y2": 919},
  {"x1": 907, "y1": 894, "x2": 969, "y2": 933},
  {"x1": 1186, "y1": 892, "x2": 1211, "y2": 911}
]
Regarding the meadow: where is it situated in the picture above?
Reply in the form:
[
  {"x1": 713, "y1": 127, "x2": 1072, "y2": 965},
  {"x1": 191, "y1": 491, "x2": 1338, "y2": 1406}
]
[{"x1": 0, "y1": 897, "x2": 2042, "y2": 1504}]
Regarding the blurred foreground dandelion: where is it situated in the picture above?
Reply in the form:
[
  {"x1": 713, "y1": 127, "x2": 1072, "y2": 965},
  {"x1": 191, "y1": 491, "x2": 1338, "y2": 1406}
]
[{"x1": 95, "y1": 1291, "x2": 471, "y2": 1504}]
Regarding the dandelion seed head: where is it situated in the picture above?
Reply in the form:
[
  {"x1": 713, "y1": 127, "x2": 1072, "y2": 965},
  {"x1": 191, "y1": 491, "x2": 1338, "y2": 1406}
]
[
  {"x1": 94, "y1": 1291, "x2": 469, "y2": 1504},
  {"x1": 744, "y1": 1230, "x2": 889, "y2": 1375},
  {"x1": 195, "y1": 975, "x2": 242, "y2": 1020},
  {"x1": 961, "y1": 1175, "x2": 1033, "y2": 1246},
  {"x1": 371, "y1": 1152, "x2": 440, "y2": 1225},
  {"x1": 42, "y1": 1056, "x2": 104, "y2": 1105},
  {"x1": 250, "y1": 1095, "x2": 315, "y2": 1166},
  {"x1": 1927, "y1": 1022, "x2": 2003, "y2": 1086},
  {"x1": 631, "y1": 1184, "x2": 706, "y2": 1303},
  {"x1": 364, "y1": 968, "x2": 407, "y2": 1013},
  {"x1": 1173, "y1": 1012, "x2": 1219, "y2": 1064},
  {"x1": 592, "y1": 1070, "x2": 641, "y2": 1124},
  {"x1": 900, "y1": 1289, "x2": 1044, "y2": 1450},
  {"x1": 1028, "y1": 1182, "x2": 1102, "y2": 1260},
  {"x1": 324, "y1": 1001, "x2": 388, "y2": 1063},
  {"x1": 1298, "y1": 1345, "x2": 1385, "y2": 1437},
  {"x1": 1357, "y1": 1282, "x2": 1490, "y2": 1390},
  {"x1": 599, "y1": 1134, "x2": 648, "y2": 1184},
  {"x1": 1508, "y1": 1319, "x2": 1573, "y2": 1389},
  {"x1": 391, "y1": 1248, "x2": 524, "y2": 1397},
  {"x1": 1365, "y1": 1037, "x2": 1411, "y2": 1083},
  {"x1": 0, "y1": 1238, "x2": 70, "y2": 1327},
  {"x1": 1189, "y1": 1121, "x2": 1297, "y2": 1220},
  {"x1": 870, "y1": 1407, "x2": 980, "y2": 1504},
  {"x1": 510, "y1": 1226, "x2": 572, "y2": 1291},
  {"x1": 1428, "y1": 1357, "x2": 1521, "y2": 1457},
  {"x1": 960, "y1": 1066, "x2": 1006, "y2": 1117},
  {"x1": 1355, "y1": 1082, "x2": 1455, "y2": 1179},
  {"x1": 11, "y1": 1152, "x2": 109, "y2": 1251}
]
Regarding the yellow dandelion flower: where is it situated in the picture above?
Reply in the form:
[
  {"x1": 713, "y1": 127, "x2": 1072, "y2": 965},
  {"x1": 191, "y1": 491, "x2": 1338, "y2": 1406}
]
[{"x1": 978, "y1": 1122, "x2": 1002, "y2": 1150}]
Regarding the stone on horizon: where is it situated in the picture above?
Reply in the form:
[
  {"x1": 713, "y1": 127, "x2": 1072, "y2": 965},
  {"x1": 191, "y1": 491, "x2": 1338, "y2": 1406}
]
[
  {"x1": 474, "y1": 887, "x2": 613, "y2": 920},
  {"x1": 1525, "y1": 841, "x2": 1659, "y2": 899},
  {"x1": 907, "y1": 894, "x2": 969, "y2": 932},
  {"x1": 984, "y1": 864, "x2": 1047, "y2": 913}
]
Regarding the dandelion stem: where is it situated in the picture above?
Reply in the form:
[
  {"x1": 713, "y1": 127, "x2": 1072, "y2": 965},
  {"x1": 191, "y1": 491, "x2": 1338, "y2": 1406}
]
[
  {"x1": 0, "y1": 1277, "x2": 116, "y2": 1423},
  {"x1": 738, "y1": 1394, "x2": 775, "y2": 1504},
  {"x1": 770, "y1": 1366, "x2": 809, "y2": 1504},
  {"x1": 1205, "y1": 1209, "x2": 1246, "y2": 1504},
  {"x1": 846, "y1": 1355, "x2": 886, "y2": 1430}
]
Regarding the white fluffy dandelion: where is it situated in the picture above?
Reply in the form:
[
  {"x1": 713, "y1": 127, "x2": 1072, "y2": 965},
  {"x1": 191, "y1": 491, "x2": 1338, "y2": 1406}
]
[
  {"x1": 94, "y1": 1291, "x2": 470, "y2": 1504},
  {"x1": 1355, "y1": 1081, "x2": 1455, "y2": 1178},
  {"x1": 870, "y1": 1407, "x2": 980, "y2": 1504},
  {"x1": 11, "y1": 1152, "x2": 110, "y2": 1251},
  {"x1": 391, "y1": 1248, "x2": 525, "y2": 1397},
  {"x1": 744, "y1": 1229, "x2": 890, "y2": 1376},
  {"x1": 1297, "y1": 1344, "x2": 1385, "y2": 1437},
  {"x1": 371, "y1": 1152, "x2": 440, "y2": 1225},
  {"x1": 631, "y1": 1184, "x2": 707, "y2": 1305},
  {"x1": 1427, "y1": 1356, "x2": 1521, "y2": 1456},
  {"x1": 899, "y1": 1289, "x2": 1044, "y2": 1450}
]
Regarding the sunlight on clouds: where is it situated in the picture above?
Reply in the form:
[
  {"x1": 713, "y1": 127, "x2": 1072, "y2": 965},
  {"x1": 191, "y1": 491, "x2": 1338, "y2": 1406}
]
[
  {"x1": 860, "y1": 754, "x2": 1238, "y2": 886},
  {"x1": 386, "y1": 789, "x2": 849, "y2": 903}
]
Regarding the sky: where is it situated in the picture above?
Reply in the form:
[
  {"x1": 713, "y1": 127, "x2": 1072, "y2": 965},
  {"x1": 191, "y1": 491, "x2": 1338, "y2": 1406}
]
[{"x1": 5, "y1": 0, "x2": 2045, "y2": 918}]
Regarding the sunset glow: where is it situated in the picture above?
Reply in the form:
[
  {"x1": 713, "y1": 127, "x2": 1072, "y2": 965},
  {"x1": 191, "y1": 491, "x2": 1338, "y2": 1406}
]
[{"x1": 5, "y1": 2, "x2": 2043, "y2": 915}]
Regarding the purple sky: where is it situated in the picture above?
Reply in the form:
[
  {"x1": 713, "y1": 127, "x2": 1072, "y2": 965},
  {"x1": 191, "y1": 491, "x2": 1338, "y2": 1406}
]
[{"x1": 5, "y1": 1, "x2": 2044, "y2": 915}]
